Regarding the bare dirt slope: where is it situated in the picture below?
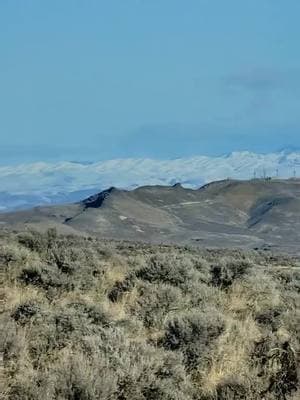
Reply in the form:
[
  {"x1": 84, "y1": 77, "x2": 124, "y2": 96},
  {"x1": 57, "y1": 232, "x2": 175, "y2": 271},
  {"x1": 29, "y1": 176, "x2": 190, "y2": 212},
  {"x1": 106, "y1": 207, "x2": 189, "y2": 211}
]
[{"x1": 1, "y1": 179, "x2": 300, "y2": 253}]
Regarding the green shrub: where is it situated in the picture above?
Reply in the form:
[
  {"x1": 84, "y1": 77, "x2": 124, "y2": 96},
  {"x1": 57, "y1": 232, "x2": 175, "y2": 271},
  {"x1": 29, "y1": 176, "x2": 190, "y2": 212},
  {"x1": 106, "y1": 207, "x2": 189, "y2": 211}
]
[
  {"x1": 252, "y1": 336, "x2": 298, "y2": 399},
  {"x1": 11, "y1": 302, "x2": 41, "y2": 325},
  {"x1": 136, "y1": 253, "x2": 195, "y2": 288},
  {"x1": 210, "y1": 258, "x2": 253, "y2": 289},
  {"x1": 19, "y1": 265, "x2": 73, "y2": 293},
  {"x1": 162, "y1": 309, "x2": 224, "y2": 370},
  {"x1": 108, "y1": 274, "x2": 135, "y2": 302},
  {"x1": 133, "y1": 283, "x2": 183, "y2": 329},
  {"x1": 0, "y1": 231, "x2": 299, "y2": 400}
]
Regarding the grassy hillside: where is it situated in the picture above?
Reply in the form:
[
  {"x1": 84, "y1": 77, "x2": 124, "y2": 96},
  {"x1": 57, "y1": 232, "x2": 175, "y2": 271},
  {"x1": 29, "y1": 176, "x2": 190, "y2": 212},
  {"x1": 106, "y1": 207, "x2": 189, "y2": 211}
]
[{"x1": 0, "y1": 229, "x2": 299, "y2": 399}]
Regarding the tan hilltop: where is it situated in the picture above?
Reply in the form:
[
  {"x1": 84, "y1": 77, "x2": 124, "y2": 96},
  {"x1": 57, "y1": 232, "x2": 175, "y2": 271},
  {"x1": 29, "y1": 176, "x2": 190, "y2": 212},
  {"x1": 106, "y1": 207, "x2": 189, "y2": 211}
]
[{"x1": 1, "y1": 178, "x2": 300, "y2": 254}]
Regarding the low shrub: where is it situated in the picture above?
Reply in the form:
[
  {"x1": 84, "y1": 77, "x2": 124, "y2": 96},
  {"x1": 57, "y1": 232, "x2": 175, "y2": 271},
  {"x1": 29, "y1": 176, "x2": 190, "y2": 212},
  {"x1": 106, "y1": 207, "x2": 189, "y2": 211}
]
[
  {"x1": 0, "y1": 231, "x2": 298, "y2": 400},
  {"x1": 133, "y1": 282, "x2": 183, "y2": 329},
  {"x1": 108, "y1": 274, "x2": 135, "y2": 302},
  {"x1": 210, "y1": 258, "x2": 253, "y2": 289},
  {"x1": 11, "y1": 302, "x2": 41, "y2": 325},
  {"x1": 162, "y1": 309, "x2": 224, "y2": 370},
  {"x1": 136, "y1": 253, "x2": 196, "y2": 288}
]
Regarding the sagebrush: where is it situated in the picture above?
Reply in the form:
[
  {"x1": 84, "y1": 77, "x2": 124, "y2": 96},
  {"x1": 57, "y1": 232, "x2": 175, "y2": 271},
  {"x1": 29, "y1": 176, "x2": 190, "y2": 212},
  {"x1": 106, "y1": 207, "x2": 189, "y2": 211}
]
[{"x1": 0, "y1": 229, "x2": 299, "y2": 399}]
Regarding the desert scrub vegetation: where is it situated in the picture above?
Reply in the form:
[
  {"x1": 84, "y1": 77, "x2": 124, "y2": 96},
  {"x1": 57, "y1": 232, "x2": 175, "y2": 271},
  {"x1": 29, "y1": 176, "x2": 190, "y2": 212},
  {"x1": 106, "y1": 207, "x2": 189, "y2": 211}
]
[{"x1": 0, "y1": 229, "x2": 299, "y2": 399}]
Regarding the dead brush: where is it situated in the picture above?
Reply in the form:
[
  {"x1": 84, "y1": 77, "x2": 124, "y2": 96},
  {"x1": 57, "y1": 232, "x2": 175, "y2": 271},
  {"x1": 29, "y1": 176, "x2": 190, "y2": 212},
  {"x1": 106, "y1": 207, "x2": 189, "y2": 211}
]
[{"x1": 0, "y1": 230, "x2": 298, "y2": 400}]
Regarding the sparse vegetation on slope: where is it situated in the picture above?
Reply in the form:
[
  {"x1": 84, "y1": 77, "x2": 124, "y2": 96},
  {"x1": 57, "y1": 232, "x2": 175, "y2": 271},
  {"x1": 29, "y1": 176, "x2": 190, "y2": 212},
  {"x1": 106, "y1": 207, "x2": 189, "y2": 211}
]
[
  {"x1": 2, "y1": 179, "x2": 300, "y2": 254},
  {"x1": 0, "y1": 229, "x2": 299, "y2": 399}
]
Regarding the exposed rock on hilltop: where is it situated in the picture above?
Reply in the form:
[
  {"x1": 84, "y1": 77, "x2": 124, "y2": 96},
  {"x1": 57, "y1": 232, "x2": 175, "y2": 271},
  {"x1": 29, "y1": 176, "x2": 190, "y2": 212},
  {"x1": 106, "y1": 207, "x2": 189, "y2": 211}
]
[
  {"x1": 2, "y1": 150, "x2": 300, "y2": 211},
  {"x1": 82, "y1": 187, "x2": 121, "y2": 208},
  {"x1": 1, "y1": 178, "x2": 300, "y2": 254}
]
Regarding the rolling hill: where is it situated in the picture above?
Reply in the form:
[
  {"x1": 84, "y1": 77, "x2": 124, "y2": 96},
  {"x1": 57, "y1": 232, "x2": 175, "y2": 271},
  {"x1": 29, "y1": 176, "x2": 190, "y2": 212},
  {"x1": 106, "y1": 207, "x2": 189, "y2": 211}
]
[
  {"x1": 1, "y1": 178, "x2": 300, "y2": 254},
  {"x1": 1, "y1": 150, "x2": 300, "y2": 212}
]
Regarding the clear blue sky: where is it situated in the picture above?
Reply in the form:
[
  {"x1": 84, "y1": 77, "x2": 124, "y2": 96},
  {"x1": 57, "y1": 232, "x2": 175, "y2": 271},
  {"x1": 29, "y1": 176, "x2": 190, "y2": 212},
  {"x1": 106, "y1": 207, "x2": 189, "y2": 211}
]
[{"x1": 1, "y1": 0, "x2": 300, "y2": 162}]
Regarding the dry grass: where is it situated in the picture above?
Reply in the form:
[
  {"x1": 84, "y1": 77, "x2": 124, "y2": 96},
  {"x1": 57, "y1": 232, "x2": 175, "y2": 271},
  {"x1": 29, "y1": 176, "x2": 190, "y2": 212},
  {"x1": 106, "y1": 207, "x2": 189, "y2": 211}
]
[{"x1": 0, "y1": 229, "x2": 299, "y2": 399}]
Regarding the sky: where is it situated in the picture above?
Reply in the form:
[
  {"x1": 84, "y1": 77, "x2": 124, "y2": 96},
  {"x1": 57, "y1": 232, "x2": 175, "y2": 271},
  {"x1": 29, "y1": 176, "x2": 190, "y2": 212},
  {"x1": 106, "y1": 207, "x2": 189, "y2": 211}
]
[{"x1": 1, "y1": 0, "x2": 300, "y2": 163}]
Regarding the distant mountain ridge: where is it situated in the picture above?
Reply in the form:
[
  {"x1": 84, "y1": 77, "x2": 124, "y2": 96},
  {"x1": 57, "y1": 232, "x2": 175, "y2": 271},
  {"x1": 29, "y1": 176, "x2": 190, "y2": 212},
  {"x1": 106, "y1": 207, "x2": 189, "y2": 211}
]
[{"x1": 1, "y1": 150, "x2": 300, "y2": 211}]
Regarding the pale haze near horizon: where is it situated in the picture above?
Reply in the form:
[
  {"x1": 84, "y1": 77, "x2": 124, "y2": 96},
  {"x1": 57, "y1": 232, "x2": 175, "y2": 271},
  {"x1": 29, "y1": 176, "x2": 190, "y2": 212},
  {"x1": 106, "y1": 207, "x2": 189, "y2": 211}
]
[{"x1": 1, "y1": 0, "x2": 300, "y2": 163}]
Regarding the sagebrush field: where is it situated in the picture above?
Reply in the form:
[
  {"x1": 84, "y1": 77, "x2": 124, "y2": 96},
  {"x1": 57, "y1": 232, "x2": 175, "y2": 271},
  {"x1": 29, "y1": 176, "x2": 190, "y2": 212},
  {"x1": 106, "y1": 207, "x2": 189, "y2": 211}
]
[{"x1": 0, "y1": 229, "x2": 299, "y2": 399}]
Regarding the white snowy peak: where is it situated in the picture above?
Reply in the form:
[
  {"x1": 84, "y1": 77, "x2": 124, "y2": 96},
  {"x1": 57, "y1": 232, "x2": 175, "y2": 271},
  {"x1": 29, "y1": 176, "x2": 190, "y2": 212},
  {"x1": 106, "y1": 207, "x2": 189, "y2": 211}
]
[{"x1": 0, "y1": 150, "x2": 300, "y2": 211}]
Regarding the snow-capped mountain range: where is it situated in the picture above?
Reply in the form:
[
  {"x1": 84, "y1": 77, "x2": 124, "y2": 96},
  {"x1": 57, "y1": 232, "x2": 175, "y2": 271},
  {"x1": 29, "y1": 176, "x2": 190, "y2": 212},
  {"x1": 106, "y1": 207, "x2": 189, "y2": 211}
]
[{"x1": 1, "y1": 150, "x2": 300, "y2": 212}]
